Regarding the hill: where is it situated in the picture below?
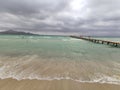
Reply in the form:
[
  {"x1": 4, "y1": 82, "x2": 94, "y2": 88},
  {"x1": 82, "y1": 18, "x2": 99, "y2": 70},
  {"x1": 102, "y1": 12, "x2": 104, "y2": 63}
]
[{"x1": 0, "y1": 30, "x2": 38, "y2": 35}]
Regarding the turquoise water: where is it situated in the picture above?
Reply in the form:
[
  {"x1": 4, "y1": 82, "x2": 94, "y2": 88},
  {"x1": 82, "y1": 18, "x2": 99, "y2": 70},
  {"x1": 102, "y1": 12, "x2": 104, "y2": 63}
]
[{"x1": 0, "y1": 35, "x2": 120, "y2": 84}]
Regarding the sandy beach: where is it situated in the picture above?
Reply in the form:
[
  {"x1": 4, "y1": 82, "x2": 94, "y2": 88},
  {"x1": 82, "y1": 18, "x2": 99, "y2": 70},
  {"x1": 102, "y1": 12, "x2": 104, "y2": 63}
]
[{"x1": 0, "y1": 79, "x2": 120, "y2": 90}]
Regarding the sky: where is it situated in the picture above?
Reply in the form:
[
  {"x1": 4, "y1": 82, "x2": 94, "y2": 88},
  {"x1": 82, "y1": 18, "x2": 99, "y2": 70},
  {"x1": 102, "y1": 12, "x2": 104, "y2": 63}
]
[{"x1": 0, "y1": 0, "x2": 120, "y2": 36}]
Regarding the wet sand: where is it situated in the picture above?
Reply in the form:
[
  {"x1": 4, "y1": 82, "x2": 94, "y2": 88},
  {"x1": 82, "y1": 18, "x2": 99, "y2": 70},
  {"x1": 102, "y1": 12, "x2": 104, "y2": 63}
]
[{"x1": 0, "y1": 79, "x2": 120, "y2": 90}]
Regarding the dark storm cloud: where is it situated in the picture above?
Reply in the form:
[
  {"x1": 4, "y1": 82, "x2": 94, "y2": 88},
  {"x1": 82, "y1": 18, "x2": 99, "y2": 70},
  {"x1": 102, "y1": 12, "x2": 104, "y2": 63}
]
[
  {"x1": 0, "y1": 0, "x2": 120, "y2": 36},
  {"x1": 0, "y1": 0, "x2": 68, "y2": 15}
]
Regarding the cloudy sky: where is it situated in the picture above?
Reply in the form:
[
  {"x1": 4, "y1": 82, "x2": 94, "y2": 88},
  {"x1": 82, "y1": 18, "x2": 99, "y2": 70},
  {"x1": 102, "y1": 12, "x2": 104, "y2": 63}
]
[{"x1": 0, "y1": 0, "x2": 120, "y2": 36}]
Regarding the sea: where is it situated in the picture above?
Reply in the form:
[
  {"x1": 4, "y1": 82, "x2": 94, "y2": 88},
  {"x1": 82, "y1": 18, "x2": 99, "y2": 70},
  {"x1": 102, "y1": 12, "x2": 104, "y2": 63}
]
[{"x1": 0, "y1": 35, "x2": 120, "y2": 85}]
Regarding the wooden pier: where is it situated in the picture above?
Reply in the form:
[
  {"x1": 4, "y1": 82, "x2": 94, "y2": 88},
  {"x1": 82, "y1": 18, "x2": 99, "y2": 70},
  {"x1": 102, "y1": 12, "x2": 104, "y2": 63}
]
[{"x1": 70, "y1": 36, "x2": 120, "y2": 47}]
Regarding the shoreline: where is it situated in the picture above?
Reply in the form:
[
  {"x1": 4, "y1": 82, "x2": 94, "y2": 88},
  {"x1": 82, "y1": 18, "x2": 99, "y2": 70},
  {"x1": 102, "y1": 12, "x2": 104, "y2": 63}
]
[{"x1": 0, "y1": 78, "x2": 120, "y2": 90}]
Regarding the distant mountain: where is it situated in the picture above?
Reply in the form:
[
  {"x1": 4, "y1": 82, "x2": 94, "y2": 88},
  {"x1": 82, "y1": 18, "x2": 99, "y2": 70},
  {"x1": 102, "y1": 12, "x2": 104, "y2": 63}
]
[{"x1": 0, "y1": 30, "x2": 39, "y2": 35}]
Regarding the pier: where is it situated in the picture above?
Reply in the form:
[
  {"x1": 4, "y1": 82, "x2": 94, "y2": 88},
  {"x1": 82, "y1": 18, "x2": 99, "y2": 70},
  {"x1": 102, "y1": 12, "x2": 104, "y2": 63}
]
[{"x1": 70, "y1": 36, "x2": 120, "y2": 47}]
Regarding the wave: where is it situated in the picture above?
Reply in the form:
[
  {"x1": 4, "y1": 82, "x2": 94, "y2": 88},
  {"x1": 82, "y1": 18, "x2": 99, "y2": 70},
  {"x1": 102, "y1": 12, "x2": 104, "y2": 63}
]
[
  {"x1": 0, "y1": 73, "x2": 120, "y2": 85},
  {"x1": 0, "y1": 55, "x2": 120, "y2": 85},
  {"x1": 61, "y1": 38, "x2": 83, "y2": 42}
]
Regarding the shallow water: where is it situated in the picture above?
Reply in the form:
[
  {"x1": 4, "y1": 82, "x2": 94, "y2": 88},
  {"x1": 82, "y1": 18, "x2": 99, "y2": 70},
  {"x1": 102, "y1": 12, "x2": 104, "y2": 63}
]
[{"x1": 0, "y1": 35, "x2": 120, "y2": 85}]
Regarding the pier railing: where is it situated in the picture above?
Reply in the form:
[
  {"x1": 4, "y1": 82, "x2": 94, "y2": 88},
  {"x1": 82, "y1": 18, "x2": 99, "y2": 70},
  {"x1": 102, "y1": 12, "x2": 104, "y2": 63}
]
[{"x1": 70, "y1": 36, "x2": 120, "y2": 47}]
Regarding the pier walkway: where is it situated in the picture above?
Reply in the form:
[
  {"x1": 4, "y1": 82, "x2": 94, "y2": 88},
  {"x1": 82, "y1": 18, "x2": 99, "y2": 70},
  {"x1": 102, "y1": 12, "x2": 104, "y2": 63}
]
[{"x1": 70, "y1": 36, "x2": 120, "y2": 47}]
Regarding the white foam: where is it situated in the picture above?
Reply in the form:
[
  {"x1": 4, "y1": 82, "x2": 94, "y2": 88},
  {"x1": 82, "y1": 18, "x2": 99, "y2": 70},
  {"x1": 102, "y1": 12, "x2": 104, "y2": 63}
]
[
  {"x1": 0, "y1": 62, "x2": 120, "y2": 85},
  {"x1": 0, "y1": 55, "x2": 120, "y2": 85},
  {"x1": 42, "y1": 36, "x2": 52, "y2": 39},
  {"x1": 61, "y1": 38, "x2": 83, "y2": 42},
  {"x1": 0, "y1": 72, "x2": 120, "y2": 85}
]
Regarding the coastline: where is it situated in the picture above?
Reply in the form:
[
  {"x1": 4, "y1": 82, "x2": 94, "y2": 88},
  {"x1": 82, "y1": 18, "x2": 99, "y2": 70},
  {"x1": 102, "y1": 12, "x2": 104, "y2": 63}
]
[{"x1": 0, "y1": 78, "x2": 120, "y2": 90}]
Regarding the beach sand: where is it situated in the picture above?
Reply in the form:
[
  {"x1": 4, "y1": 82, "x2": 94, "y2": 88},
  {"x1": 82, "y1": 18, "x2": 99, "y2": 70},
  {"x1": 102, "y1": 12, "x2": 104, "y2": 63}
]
[{"x1": 0, "y1": 79, "x2": 120, "y2": 90}]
